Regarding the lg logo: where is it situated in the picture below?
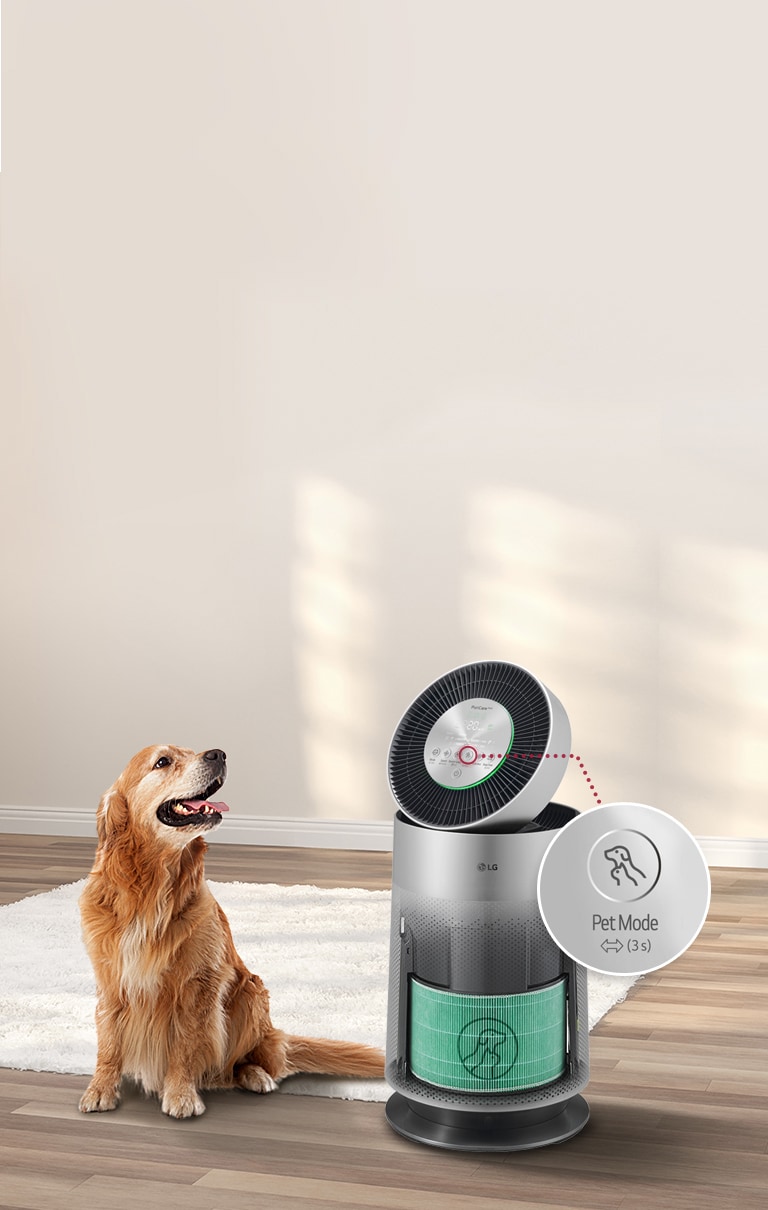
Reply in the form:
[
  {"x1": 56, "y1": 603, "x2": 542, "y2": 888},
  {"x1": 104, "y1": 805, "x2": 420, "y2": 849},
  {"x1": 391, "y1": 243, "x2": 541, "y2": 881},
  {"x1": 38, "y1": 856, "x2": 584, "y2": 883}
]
[{"x1": 477, "y1": 863, "x2": 499, "y2": 872}]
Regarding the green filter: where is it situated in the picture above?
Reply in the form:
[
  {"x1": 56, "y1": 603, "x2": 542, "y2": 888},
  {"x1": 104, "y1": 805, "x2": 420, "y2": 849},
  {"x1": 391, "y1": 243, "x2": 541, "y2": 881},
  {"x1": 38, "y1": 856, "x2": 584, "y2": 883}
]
[{"x1": 409, "y1": 977, "x2": 567, "y2": 1093}]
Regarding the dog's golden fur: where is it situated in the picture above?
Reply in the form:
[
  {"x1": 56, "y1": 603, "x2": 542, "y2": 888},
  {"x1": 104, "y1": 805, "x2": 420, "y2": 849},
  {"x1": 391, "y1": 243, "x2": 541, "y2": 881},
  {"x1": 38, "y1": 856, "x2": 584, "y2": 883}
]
[{"x1": 79, "y1": 744, "x2": 384, "y2": 1118}]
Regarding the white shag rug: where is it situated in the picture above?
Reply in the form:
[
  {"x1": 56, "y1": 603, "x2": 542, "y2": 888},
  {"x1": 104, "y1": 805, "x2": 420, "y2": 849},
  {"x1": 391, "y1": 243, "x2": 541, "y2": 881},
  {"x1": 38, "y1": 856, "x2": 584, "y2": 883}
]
[{"x1": 0, "y1": 879, "x2": 639, "y2": 1101}]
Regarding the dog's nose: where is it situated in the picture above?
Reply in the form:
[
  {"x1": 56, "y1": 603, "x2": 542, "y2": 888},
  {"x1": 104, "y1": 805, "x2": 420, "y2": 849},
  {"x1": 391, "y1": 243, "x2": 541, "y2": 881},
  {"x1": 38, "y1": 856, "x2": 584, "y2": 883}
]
[{"x1": 204, "y1": 749, "x2": 226, "y2": 763}]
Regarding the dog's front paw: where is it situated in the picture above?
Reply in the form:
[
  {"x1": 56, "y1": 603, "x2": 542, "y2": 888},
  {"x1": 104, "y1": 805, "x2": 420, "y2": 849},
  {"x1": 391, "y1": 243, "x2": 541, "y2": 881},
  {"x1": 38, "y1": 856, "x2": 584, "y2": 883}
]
[
  {"x1": 236, "y1": 1064, "x2": 279, "y2": 1094},
  {"x1": 79, "y1": 1082, "x2": 121, "y2": 1113},
  {"x1": 161, "y1": 1086, "x2": 206, "y2": 1118}
]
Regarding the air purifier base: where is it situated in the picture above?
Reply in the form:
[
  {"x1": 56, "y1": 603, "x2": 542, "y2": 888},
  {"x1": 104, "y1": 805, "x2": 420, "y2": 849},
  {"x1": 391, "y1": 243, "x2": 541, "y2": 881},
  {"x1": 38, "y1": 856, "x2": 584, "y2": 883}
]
[{"x1": 385, "y1": 1092, "x2": 589, "y2": 1152}]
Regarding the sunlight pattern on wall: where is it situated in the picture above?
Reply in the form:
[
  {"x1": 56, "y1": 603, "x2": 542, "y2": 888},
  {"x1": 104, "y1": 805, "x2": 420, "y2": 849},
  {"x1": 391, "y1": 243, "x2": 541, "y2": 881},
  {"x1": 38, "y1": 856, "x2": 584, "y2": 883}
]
[
  {"x1": 292, "y1": 476, "x2": 381, "y2": 819},
  {"x1": 460, "y1": 485, "x2": 659, "y2": 811}
]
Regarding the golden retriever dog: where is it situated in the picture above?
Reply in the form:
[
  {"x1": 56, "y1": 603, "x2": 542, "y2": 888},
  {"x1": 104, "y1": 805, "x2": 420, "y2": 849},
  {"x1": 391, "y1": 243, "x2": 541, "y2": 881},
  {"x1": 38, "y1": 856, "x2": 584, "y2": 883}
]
[{"x1": 79, "y1": 745, "x2": 385, "y2": 1118}]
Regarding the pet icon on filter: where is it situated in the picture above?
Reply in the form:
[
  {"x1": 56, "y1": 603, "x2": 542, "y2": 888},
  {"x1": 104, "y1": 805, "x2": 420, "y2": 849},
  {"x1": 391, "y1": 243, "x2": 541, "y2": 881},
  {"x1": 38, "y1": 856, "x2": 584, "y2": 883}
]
[{"x1": 458, "y1": 1018, "x2": 517, "y2": 1080}]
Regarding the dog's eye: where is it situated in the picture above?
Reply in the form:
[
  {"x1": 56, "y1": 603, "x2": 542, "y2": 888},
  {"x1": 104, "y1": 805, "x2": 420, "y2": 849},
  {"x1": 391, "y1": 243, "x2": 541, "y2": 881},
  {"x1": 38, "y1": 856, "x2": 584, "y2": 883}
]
[{"x1": 153, "y1": 756, "x2": 172, "y2": 769}]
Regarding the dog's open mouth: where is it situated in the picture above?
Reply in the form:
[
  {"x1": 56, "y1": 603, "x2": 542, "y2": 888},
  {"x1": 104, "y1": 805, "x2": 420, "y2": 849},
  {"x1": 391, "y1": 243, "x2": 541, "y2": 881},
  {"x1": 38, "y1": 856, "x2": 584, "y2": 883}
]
[{"x1": 156, "y1": 779, "x2": 229, "y2": 828}]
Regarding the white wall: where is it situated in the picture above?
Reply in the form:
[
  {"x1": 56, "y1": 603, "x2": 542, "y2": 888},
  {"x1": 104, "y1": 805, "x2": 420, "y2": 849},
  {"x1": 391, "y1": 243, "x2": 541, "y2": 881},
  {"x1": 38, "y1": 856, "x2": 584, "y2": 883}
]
[{"x1": 1, "y1": 1, "x2": 766, "y2": 839}]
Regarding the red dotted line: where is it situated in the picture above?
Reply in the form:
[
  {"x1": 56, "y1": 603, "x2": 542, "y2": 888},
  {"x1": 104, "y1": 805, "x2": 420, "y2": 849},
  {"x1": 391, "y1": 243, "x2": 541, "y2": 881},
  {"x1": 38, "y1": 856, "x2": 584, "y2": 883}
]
[{"x1": 472, "y1": 752, "x2": 601, "y2": 804}]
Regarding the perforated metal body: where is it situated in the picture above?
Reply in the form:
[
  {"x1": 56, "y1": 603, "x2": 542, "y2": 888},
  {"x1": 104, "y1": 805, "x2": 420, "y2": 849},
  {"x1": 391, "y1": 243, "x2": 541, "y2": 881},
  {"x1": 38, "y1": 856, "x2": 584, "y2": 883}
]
[{"x1": 386, "y1": 813, "x2": 589, "y2": 1106}]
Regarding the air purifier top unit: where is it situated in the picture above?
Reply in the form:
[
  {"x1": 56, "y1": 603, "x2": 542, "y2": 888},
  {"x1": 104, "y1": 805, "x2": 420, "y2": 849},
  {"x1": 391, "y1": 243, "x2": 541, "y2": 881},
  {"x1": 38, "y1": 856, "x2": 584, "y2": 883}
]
[{"x1": 388, "y1": 660, "x2": 571, "y2": 831}]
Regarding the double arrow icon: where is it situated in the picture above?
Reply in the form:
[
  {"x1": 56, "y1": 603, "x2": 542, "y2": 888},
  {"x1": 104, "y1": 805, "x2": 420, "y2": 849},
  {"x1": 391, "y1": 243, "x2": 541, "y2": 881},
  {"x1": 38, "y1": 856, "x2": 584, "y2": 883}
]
[{"x1": 601, "y1": 939, "x2": 624, "y2": 953}]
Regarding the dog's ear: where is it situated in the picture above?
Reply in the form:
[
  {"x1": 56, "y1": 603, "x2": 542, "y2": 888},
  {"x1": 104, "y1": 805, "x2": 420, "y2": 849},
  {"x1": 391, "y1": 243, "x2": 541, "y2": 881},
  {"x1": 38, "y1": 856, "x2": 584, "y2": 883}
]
[{"x1": 96, "y1": 786, "x2": 129, "y2": 846}]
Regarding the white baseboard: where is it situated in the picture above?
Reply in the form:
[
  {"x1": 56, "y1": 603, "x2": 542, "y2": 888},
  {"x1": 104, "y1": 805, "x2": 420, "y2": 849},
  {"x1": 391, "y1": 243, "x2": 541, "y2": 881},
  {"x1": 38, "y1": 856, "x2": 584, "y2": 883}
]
[
  {"x1": 208, "y1": 815, "x2": 396, "y2": 851},
  {"x1": 0, "y1": 806, "x2": 766, "y2": 866},
  {"x1": 0, "y1": 806, "x2": 98, "y2": 841},
  {"x1": 695, "y1": 835, "x2": 768, "y2": 870},
  {"x1": 0, "y1": 805, "x2": 395, "y2": 851}
]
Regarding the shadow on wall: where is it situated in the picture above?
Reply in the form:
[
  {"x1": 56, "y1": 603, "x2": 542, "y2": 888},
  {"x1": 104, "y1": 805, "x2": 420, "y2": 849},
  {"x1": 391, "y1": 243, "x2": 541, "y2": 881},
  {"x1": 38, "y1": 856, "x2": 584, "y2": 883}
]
[
  {"x1": 660, "y1": 538, "x2": 768, "y2": 836},
  {"x1": 461, "y1": 486, "x2": 768, "y2": 833},
  {"x1": 460, "y1": 485, "x2": 660, "y2": 812},
  {"x1": 290, "y1": 477, "x2": 767, "y2": 837},
  {"x1": 292, "y1": 476, "x2": 381, "y2": 819}
]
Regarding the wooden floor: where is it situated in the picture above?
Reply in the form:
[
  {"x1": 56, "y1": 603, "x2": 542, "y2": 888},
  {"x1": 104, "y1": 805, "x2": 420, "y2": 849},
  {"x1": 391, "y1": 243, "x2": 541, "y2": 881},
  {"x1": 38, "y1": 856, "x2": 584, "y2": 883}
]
[{"x1": 0, "y1": 834, "x2": 766, "y2": 1210}]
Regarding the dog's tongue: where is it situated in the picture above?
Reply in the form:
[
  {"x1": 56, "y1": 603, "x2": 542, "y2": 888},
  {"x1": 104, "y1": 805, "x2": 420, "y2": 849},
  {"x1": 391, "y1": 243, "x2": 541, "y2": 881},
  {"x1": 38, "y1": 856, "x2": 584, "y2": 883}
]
[{"x1": 182, "y1": 799, "x2": 230, "y2": 812}]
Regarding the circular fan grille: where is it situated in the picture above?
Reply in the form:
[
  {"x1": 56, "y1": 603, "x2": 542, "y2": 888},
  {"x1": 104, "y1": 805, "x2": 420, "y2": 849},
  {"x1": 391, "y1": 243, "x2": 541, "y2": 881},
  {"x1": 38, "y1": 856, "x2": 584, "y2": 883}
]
[{"x1": 388, "y1": 662, "x2": 557, "y2": 829}]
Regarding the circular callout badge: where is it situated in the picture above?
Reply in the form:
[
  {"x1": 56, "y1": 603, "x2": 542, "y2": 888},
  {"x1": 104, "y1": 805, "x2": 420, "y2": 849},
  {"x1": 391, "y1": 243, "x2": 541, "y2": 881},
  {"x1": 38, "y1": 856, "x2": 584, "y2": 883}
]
[{"x1": 537, "y1": 803, "x2": 711, "y2": 976}]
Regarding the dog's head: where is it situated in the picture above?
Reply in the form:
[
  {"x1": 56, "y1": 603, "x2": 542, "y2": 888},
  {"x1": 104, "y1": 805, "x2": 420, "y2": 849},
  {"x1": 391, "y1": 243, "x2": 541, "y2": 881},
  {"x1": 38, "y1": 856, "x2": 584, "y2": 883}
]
[{"x1": 96, "y1": 745, "x2": 228, "y2": 848}]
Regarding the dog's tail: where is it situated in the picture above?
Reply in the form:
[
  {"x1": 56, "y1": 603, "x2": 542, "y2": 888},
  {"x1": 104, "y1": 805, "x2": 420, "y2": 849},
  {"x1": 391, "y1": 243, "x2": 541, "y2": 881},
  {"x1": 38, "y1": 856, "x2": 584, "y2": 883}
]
[{"x1": 285, "y1": 1035, "x2": 385, "y2": 1079}]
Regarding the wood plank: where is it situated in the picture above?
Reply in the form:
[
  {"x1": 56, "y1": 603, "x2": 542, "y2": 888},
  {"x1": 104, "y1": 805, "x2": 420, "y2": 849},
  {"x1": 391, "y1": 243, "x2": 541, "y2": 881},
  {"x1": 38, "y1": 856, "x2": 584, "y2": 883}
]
[{"x1": 195, "y1": 1167, "x2": 608, "y2": 1209}]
